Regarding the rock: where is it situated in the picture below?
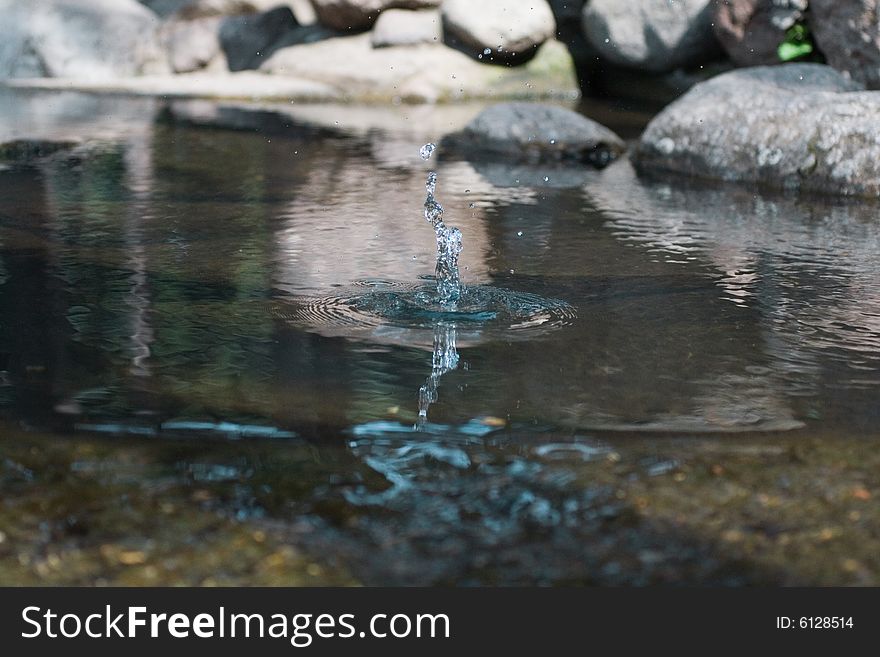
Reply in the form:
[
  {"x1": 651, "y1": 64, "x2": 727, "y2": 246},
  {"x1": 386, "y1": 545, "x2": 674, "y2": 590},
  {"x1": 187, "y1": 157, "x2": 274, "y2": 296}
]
[
  {"x1": 441, "y1": 0, "x2": 556, "y2": 62},
  {"x1": 262, "y1": 33, "x2": 579, "y2": 102},
  {"x1": 582, "y1": 0, "x2": 720, "y2": 73},
  {"x1": 0, "y1": 0, "x2": 169, "y2": 79},
  {"x1": 310, "y1": 0, "x2": 441, "y2": 32},
  {"x1": 161, "y1": 16, "x2": 224, "y2": 73},
  {"x1": 442, "y1": 102, "x2": 625, "y2": 168},
  {"x1": 713, "y1": 0, "x2": 806, "y2": 67},
  {"x1": 633, "y1": 64, "x2": 880, "y2": 197},
  {"x1": 220, "y1": 6, "x2": 299, "y2": 71},
  {"x1": 371, "y1": 9, "x2": 441, "y2": 48},
  {"x1": 809, "y1": 0, "x2": 880, "y2": 89}
]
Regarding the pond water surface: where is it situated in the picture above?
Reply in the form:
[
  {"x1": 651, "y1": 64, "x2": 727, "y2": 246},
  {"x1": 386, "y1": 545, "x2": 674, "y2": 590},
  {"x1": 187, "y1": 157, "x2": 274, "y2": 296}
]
[{"x1": 1, "y1": 88, "x2": 879, "y2": 585}]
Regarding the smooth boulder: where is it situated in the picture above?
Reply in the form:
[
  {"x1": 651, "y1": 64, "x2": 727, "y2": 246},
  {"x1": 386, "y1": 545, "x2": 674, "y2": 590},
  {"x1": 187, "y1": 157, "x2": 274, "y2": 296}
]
[
  {"x1": 442, "y1": 0, "x2": 556, "y2": 62},
  {"x1": 310, "y1": 0, "x2": 440, "y2": 31},
  {"x1": 582, "y1": 0, "x2": 720, "y2": 72},
  {"x1": 0, "y1": 0, "x2": 169, "y2": 79},
  {"x1": 371, "y1": 9, "x2": 441, "y2": 48},
  {"x1": 713, "y1": 0, "x2": 806, "y2": 67},
  {"x1": 633, "y1": 64, "x2": 880, "y2": 196},
  {"x1": 809, "y1": 0, "x2": 880, "y2": 90},
  {"x1": 262, "y1": 34, "x2": 579, "y2": 102},
  {"x1": 442, "y1": 102, "x2": 624, "y2": 167}
]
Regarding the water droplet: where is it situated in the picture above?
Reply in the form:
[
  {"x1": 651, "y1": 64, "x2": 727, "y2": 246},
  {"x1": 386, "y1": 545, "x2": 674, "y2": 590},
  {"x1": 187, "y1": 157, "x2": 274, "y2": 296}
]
[
  {"x1": 483, "y1": 48, "x2": 491, "y2": 55},
  {"x1": 468, "y1": 202, "x2": 476, "y2": 208},
  {"x1": 604, "y1": 38, "x2": 610, "y2": 44},
  {"x1": 549, "y1": 139, "x2": 556, "y2": 145},
  {"x1": 509, "y1": 269, "x2": 515, "y2": 274},
  {"x1": 517, "y1": 231, "x2": 523, "y2": 237},
  {"x1": 419, "y1": 143, "x2": 436, "y2": 160},
  {"x1": 543, "y1": 176, "x2": 549, "y2": 182}
]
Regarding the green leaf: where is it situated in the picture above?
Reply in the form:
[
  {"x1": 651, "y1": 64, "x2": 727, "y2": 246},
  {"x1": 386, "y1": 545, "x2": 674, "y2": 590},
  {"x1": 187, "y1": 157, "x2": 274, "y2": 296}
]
[{"x1": 778, "y1": 40, "x2": 813, "y2": 62}]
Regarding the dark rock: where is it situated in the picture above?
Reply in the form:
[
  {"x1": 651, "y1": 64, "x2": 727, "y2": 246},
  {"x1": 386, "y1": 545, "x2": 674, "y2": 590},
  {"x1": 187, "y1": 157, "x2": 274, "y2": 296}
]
[
  {"x1": 810, "y1": 0, "x2": 880, "y2": 89},
  {"x1": 442, "y1": 102, "x2": 625, "y2": 168},
  {"x1": 712, "y1": 0, "x2": 806, "y2": 67},
  {"x1": 219, "y1": 6, "x2": 299, "y2": 71},
  {"x1": 582, "y1": 0, "x2": 721, "y2": 73},
  {"x1": 310, "y1": 0, "x2": 441, "y2": 32},
  {"x1": 633, "y1": 64, "x2": 880, "y2": 197},
  {"x1": 442, "y1": 0, "x2": 556, "y2": 63}
]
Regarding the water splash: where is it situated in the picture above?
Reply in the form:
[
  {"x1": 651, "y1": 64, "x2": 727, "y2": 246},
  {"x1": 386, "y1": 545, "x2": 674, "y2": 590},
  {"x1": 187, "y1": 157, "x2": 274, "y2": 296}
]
[
  {"x1": 417, "y1": 321, "x2": 459, "y2": 429},
  {"x1": 278, "y1": 141, "x2": 576, "y2": 428},
  {"x1": 421, "y1": 144, "x2": 463, "y2": 306}
]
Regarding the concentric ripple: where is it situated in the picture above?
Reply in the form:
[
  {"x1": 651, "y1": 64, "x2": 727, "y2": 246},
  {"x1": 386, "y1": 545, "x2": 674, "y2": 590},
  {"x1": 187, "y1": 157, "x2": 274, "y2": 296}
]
[{"x1": 271, "y1": 279, "x2": 575, "y2": 348}]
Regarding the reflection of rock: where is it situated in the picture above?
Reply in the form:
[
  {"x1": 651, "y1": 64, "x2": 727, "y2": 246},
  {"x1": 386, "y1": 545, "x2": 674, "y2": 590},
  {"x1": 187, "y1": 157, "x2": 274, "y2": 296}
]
[
  {"x1": 583, "y1": 154, "x2": 880, "y2": 420},
  {"x1": 469, "y1": 161, "x2": 595, "y2": 189},
  {"x1": 371, "y1": 9, "x2": 442, "y2": 48},
  {"x1": 0, "y1": 88, "x2": 160, "y2": 148},
  {"x1": 441, "y1": 0, "x2": 556, "y2": 63},
  {"x1": 0, "y1": 0, "x2": 170, "y2": 79},
  {"x1": 582, "y1": 0, "x2": 721, "y2": 72},
  {"x1": 0, "y1": 139, "x2": 79, "y2": 163},
  {"x1": 442, "y1": 102, "x2": 624, "y2": 167},
  {"x1": 272, "y1": 153, "x2": 492, "y2": 294},
  {"x1": 633, "y1": 64, "x2": 880, "y2": 196},
  {"x1": 262, "y1": 33, "x2": 579, "y2": 102}
]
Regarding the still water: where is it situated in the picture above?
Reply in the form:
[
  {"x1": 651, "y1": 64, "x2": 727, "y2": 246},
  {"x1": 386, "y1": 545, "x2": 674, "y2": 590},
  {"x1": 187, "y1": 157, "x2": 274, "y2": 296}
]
[{"x1": 1, "y1": 88, "x2": 879, "y2": 584}]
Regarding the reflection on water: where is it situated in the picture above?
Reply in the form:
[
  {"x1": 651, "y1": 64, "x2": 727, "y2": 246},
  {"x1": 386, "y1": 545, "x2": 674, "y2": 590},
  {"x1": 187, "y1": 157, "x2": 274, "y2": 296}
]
[
  {"x1": 2, "y1": 88, "x2": 880, "y2": 437},
  {"x1": 3, "y1": 88, "x2": 880, "y2": 582},
  {"x1": 417, "y1": 322, "x2": 459, "y2": 428}
]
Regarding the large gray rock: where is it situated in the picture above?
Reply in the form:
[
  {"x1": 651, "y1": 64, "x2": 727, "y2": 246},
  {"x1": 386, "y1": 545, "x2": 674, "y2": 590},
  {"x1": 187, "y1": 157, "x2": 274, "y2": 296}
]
[
  {"x1": 582, "y1": 0, "x2": 720, "y2": 73},
  {"x1": 809, "y1": 0, "x2": 880, "y2": 90},
  {"x1": 262, "y1": 33, "x2": 579, "y2": 102},
  {"x1": 713, "y1": 0, "x2": 806, "y2": 67},
  {"x1": 220, "y1": 5, "x2": 299, "y2": 71},
  {"x1": 442, "y1": 0, "x2": 556, "y2": 62},
  {"x1": 0, "y1": 0, "x2": 169, "y2": 79},
  {"x1": 633, "y1": 64, "x2": 880, "y2": 196},
  {"x1": 442, "y1": 102, "x2": 624, "y2": 167},
  {"x1": 310, "y1": 0, "x2": 440, "y2": 31},
  {"x1": 371, "y1": 9, "x2": 441, "y2": 48}
]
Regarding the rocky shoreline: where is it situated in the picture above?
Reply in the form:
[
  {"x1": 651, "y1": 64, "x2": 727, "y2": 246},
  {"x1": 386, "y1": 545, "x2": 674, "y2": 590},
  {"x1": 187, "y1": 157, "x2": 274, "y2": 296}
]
[{"x1": 4, "y1": 0, "x2": 880, "y2": 197}]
